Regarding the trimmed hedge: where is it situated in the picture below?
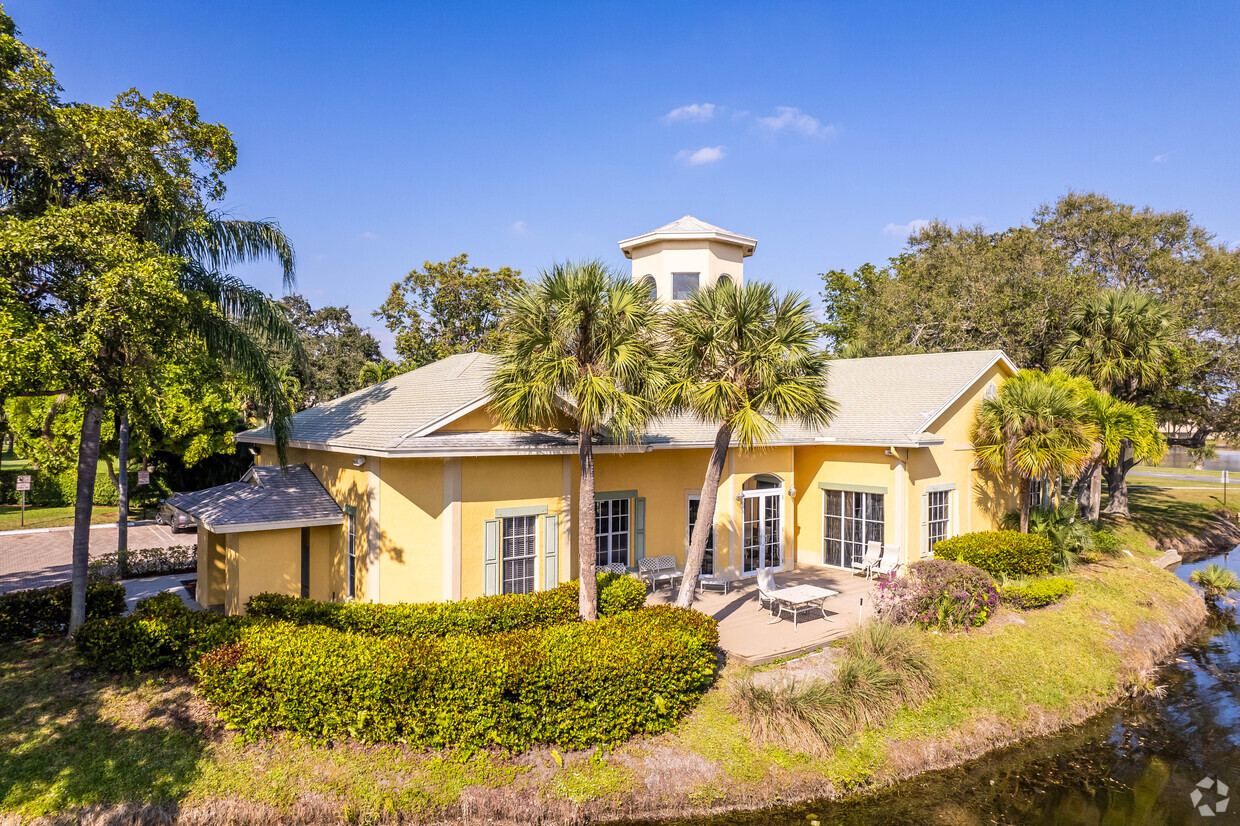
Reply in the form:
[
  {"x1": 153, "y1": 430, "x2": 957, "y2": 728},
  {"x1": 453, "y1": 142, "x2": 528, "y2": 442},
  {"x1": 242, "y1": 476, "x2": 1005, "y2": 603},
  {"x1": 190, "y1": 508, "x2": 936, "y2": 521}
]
[
  {"x1": 933, "y1": 530, "x2": 1052, "y2": 577},
  {"x1": 0, "y1": 579, "x2": 126, "y2": 643},
  {"x1": 1001, "y1": 577, "x2": 1075, "y2": 610},
  {"x1": 75, "y1": 592, "x2": 248, "y2": 671},
  {"x1": 0, "y1": 467, "x2": 131, "y2": 507},
  {"x1": 88, "y1": 545, "x2": 197, "y2": 579},
  {"x1": 245, "y1": 572, "x2": 648, "y2": 638},
  {"x1": 194, "y1": 605, "x2": 718, "y2": 750}
]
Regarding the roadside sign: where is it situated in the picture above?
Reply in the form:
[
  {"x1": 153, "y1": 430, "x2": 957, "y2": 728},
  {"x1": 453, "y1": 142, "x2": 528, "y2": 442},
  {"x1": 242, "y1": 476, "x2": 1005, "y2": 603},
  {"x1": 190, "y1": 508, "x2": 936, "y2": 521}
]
[
  {"x1": 15, "y1": 475, "x2": 30, "y2": 492},
  {"x1": 137, "y1": 470, "x2": 150, "y2": 486}
]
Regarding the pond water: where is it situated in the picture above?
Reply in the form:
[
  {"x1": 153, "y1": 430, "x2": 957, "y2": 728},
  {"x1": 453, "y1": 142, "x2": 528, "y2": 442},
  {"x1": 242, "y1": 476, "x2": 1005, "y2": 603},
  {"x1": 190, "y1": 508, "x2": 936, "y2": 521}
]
[
  {"x1": 1156, "y1": 447, "x2": 1240, "y2": 473},
  {"x1": 644, "y1": 549, "x2": 1240, "y2": 826}
]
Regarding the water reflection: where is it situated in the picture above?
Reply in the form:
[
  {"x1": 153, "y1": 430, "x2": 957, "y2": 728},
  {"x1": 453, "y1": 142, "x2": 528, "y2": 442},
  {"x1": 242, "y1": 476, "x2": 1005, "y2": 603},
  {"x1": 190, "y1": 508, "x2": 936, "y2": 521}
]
[
  {"x1": 1156, "y1": 447, "x2": 1240, "y2": 472},
  {"x1": 642, "y1": 551, "x2": 1240, "y2": 826}
]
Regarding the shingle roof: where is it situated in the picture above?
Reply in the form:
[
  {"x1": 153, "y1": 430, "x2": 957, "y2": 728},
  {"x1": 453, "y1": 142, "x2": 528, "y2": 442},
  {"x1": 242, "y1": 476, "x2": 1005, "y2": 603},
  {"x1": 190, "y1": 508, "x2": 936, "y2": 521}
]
[
  {"x1": 237, "y1": 349, "x2": 1014, "y2": 456},
  {"x1": 618, "y1": 215, "x2": 758, "y2": 256},
  {"x1": 171, "y1": 464, "x2": 343, "y2": 532}
]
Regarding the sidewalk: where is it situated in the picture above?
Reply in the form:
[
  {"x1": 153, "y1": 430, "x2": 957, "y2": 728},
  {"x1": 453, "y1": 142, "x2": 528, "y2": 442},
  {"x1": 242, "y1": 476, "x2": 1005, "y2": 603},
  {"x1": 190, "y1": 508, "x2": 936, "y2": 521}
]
[{"x1": 123, "y1": 573, "x2": 201, "y2": 613}]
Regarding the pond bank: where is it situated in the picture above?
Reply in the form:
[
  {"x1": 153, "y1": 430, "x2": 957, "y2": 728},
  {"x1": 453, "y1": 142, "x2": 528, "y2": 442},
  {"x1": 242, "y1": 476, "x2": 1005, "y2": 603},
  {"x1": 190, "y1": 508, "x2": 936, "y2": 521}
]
[{"x1": 0, "y1": 555, "x2": 1207, "y2": 826}]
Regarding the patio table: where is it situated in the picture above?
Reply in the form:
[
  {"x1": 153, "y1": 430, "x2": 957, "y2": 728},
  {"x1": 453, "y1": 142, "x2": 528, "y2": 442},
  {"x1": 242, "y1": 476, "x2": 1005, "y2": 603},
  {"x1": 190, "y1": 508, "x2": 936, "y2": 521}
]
[{"x1": 767, "y1": 584, "x2": 840, "y2": 631}]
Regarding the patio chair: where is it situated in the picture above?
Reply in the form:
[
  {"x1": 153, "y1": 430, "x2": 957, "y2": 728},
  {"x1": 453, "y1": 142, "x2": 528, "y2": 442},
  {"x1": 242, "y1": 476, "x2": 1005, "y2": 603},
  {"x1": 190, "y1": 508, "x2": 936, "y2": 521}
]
[
  {"x1": 598, "y1": 562, "x2": 630, "y2": 576},
  {"x1": 856, "y1": 540, "x2": 882, "y2": 578},
  {"x1": 872, "y1": 545, "x2": 902, "y2": 578},
  {"x1": 755, "y1": 567, "x2": 780, "y2": 614}
]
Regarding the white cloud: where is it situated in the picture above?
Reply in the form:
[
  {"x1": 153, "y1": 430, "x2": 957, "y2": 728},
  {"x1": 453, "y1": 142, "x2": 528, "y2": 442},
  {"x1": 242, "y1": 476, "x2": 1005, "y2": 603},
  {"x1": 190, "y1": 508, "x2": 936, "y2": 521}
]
[
  {"x1": 1153, "y1": 152, "x2": 1170, "y2": 163},
  {"x1": 360, "y1": 231, "x2": 380, "y2": 240},
  {"x1": 662, "y1": 103, "x2": 717, "y2": 123},
  {"x1": 676, "y1": 145, "x2": 726, "y2": 165},
  {"x1": 509, "y1": 220, "x2": 527, "y2": 237},
  {"x1": 883, "y1": 219, "x2": 931, "y2": 236},
  {"x1": 758, "y1": 106, "x2": 835, "y2": 137}
]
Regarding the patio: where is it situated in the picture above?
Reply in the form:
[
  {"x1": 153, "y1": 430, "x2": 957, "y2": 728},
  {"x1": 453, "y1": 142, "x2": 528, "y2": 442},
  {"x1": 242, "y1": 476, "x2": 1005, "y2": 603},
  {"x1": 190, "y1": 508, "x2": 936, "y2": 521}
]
[{"x1": 645, "y1": 567, "x2": 877, "y2": 666}]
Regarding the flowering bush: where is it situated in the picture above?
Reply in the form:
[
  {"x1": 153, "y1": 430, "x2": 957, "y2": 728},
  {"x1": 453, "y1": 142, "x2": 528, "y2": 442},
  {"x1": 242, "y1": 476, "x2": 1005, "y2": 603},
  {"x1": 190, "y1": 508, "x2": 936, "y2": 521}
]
[{"x1": 874, "y1": 559, "x2": 999, "y2": 631}]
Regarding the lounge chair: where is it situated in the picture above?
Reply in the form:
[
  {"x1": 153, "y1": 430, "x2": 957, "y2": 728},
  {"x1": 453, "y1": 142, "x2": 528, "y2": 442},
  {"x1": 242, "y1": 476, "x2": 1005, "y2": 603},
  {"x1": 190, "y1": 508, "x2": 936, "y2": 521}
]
[
  {"x1": 856, "y1": 540, "x2": 882, "y2": 578},
  {"x1": 638, "y1": 555, "x2": 683, "y2": 590},
  {"x1": 872, "y1": 545, "x2": 902, "y2": 578},
  {"x1": 755, "y1": 567, "x2": 780, "y2": 614}
]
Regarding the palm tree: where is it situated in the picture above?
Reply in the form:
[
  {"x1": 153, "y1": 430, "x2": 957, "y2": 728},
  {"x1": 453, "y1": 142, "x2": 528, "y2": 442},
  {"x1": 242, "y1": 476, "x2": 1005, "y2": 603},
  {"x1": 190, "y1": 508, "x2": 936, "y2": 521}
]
[
  {"x1": 358, "y1": 358, "x2": 402, "y2": 388},
  {"x1": 662, "y1": 282, "x2": 836, "y2": 610},
  {"x1": 1076, "y1": 391, "x2": 1165, "y2": 519},
  {"x1": 67, "y1": 215, "x2": 301, "y2": 631},
  {"x1": 1190, "y1": 563, "x2": 1240, "y2": 607},
  {"x1": 971, "y1": 370, "x2": 1098, "y2": 533},
  {"x1": 1054, "y1": 288, "x2": 1175, "y2": 402},
  {"x1": 489, "y1": 261, "x2": 661, "y2": 621}
]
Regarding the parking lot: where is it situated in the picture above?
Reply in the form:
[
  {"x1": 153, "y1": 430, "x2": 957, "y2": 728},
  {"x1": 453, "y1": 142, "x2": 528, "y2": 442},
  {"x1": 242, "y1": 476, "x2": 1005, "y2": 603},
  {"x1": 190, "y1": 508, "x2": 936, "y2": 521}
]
[{"x1": 0, "y1": 521, "x2": 193, "y2": 594}]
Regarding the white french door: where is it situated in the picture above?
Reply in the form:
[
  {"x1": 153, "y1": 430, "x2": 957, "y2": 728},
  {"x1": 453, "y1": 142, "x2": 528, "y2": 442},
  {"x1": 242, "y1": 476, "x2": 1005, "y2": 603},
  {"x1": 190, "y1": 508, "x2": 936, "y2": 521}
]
[{"x1": 741, "y1": 490, "x2": 783, "y2": 574}]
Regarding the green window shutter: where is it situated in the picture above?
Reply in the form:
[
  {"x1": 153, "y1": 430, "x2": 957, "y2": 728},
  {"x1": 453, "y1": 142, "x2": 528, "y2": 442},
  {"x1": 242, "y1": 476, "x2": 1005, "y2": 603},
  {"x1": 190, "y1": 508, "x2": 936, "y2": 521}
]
[
  {"x1": 634, "y1": 497, "x2": 646, "y2": 566},
  {"x1": 543, "y1": 513, "x2": 559, "y2": 590},
  {"x1": 920, "y1": 493, "x2": 930, "y2": 559},
  {"x1": 484, "y1": 519, "x2": 500, "y2": 596}
]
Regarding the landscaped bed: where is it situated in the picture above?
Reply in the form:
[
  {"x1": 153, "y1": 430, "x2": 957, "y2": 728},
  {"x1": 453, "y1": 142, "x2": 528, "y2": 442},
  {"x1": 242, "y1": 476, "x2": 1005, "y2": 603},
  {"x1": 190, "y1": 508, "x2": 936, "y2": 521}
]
[{"x1": 0, "y1": 546, "x2": 1205, "y2": 824}]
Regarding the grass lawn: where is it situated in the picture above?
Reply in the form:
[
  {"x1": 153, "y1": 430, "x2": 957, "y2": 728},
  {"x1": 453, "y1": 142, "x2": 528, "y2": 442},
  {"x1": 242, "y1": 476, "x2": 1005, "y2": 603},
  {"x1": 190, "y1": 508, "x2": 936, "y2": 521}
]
[
  {"x1": 0, "y1": 449, "x2": 31, "y2": 471},
  {"x1": 0, "y1": 554, "x2": 1204, "y2": 822},
  {"x1": 1101, "y1": 480, "x2": 1237, "y2": 556},
  {"x1": 0, "y1": 506, "x2": 121, "y2": 532}
]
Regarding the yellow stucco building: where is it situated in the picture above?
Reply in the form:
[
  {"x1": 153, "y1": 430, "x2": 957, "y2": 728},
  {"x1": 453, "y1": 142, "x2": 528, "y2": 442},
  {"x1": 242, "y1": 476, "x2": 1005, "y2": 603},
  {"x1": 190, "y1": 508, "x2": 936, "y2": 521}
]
[{"x1": 182, "y1": 218, "x2": 1018, "y2": 614}]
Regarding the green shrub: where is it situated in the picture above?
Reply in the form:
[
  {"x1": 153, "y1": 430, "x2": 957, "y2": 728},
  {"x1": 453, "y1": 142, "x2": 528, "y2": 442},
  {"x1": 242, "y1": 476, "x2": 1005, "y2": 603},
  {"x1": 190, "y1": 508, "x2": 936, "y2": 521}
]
[
  {"x1": 246, "y1": 573, "x2": 646, "y2": 638},
  {"x1": 194, "y1": 605, "x2": 717, "y2": 750},
  {"x1": 0, "y1": 580, "x2": 126, "y2": 643},
  {"x1": 76, "y1": 595, "x2": 249, "y2": 672},
  {"x1": 1000, "y1": 577, "x2": 1075, "y2": 610},
  {"x1": 1093, "y1": 529, "x2": 1121, "y2": 556},
  {"x1": 933, "y1": 530, "x2": 1052, "y2": 577},
  {"x1": 89, "y1": 545, "x2": 197, "y2": 579}
]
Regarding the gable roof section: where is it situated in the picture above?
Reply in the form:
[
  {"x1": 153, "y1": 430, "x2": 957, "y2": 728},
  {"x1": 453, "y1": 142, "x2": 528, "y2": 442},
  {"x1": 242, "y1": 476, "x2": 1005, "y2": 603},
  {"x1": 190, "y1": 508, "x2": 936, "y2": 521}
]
[
  {"x1": 236, "y1": 349, "x2": 1016, "y2": 456},
  {"x1": 171, "y1": 464, "x2": 343, "y2": 533}
]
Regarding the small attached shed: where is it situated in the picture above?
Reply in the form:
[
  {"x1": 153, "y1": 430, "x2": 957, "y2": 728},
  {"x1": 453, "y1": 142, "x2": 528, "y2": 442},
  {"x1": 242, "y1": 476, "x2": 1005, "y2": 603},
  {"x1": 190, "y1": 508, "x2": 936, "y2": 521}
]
[{"x1": 173, "y1": 464, "x2": 343, "y2": 614}]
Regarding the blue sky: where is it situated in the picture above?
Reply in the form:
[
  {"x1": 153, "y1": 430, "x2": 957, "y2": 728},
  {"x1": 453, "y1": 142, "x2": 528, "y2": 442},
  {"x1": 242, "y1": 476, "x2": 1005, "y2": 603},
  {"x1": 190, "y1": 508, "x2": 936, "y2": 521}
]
[{"x1": 13, "y1": 1, "x2": 1240, "y2": 355}]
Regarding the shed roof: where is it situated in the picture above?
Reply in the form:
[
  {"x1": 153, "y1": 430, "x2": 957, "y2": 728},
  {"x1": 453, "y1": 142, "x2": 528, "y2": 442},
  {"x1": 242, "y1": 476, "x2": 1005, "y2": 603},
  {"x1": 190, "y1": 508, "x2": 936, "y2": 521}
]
[{"x1": 171, "y1": 464, "x2": 344, "y2": 533}]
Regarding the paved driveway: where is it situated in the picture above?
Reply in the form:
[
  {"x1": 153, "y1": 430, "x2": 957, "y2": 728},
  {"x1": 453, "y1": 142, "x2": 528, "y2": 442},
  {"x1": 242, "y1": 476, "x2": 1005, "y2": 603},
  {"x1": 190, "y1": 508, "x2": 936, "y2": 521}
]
[{"x1": 0, "y1": 522, "x2": 193, "y2": 594}]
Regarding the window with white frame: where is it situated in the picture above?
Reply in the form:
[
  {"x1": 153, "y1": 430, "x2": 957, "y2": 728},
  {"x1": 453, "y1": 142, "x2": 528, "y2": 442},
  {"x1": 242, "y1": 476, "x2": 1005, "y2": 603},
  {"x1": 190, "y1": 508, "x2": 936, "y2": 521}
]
[
  {"x1": 672, "y1": 272, "x2": 699, "y2": 300},
  {"x1": 501, "y1": 515, "x2": 537, "y2": 594},
  {"x1": 927, "y1": 490, "x2": 950, "y2": 557},
  {"x1": 595, "y1": 498, "x2": 630, "y2": 568},
  {"x1": 687, "y1": 495, "x2": 715, "y2": 575},
  {"x1": 822, "y1": 489, "x2": 884, "y2": 569},
  {"x1": 346, "y1": 510, "x2": 357, "y2": 599}
]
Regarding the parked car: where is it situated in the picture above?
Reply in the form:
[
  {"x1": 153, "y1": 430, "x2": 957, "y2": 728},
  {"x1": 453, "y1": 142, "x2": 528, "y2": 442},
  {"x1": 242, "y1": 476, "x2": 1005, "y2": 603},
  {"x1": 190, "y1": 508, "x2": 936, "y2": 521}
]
[{"x1": 156, "y1": 498, "x2": 196, "y2": 533}]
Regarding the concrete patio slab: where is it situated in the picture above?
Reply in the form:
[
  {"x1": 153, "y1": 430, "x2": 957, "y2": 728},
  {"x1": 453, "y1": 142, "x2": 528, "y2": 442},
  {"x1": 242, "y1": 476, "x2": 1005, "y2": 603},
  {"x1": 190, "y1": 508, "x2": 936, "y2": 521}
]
[
  {"x1": 646, "y1": 567, "x2": 877, "y2": 666},
  {"x1": 123, "y1": 572, "x2": 201, "y2": 613}
]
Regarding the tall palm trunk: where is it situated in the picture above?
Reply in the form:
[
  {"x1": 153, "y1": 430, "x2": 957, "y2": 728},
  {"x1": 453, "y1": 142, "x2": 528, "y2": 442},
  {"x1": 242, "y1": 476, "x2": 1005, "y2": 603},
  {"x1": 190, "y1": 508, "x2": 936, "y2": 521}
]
[
  {"x1": 1086, "y1": 463, "x2": 1102, "y2": 522},
  {"x1": 577, "y1": 426, "x2": 598, "y2": 621},
  {"x1": 69, "y1": 404, "x2": 104, "y2": 632},
  {"x1": 676, "y1": 423, "x2": 732, "y2": 609},
  {"x1": 117, "y1": 413, "x2": 130, "y2": 577},
  {"x1": 1103, "y1": 440, "x2": 1134, "y2": 516},
  {"x1": 1018, "y1": 476, "x2": 1031, "y2": 534}
]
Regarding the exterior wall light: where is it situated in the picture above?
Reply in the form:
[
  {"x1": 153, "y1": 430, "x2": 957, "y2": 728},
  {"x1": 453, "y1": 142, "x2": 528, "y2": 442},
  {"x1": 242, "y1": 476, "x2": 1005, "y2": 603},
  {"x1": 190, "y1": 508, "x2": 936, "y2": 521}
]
[{"x1": 352, "y1": 456, "x2": 367, "y2": 468}]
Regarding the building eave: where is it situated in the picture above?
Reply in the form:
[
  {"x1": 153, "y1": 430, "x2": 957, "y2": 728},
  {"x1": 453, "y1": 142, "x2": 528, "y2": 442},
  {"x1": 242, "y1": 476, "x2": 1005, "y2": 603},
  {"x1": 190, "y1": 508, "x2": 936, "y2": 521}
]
[{"x1": 196, "y1": 515, "x2": 345, "y2": 534}]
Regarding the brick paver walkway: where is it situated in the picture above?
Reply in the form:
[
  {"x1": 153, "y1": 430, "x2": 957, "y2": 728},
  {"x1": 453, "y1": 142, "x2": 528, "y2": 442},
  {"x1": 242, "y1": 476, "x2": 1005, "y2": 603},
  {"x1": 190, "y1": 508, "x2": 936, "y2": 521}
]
[{"x1": 0, "y1": 522, "x2": 192, "y2": 594}]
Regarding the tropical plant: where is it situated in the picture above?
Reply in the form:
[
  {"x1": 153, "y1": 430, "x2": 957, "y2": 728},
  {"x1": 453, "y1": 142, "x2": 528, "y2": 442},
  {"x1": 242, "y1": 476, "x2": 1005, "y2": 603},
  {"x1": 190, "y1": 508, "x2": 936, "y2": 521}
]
[
  {"x1": 1073, "y1": 389, "x2": 1166, "y2": 519},
  {"x1": 357, "y1": 358, "x2": 403, "y2": 388},
  {"x1": 1054, "y1": 288, "x2": 1176, "y2": 401},
  {"x1": 970, "y1": 369, "x2": 1099, "y2": 533},
  {"x1": 489, "y1": 261, "x2": 661, "y2": 621},
  {"x1": 662, "y1": 281, "x2": 836, "y2": 608},
  {"x1": 1187, "y1": 443, "x2": 1218, "y2": 469},
  {"x1": 1026, "y1": 503, "x2": 1094, "y2": 571},
  {"x1": 1189, "y1": 564, "x2": 1239, "y2": 607}
]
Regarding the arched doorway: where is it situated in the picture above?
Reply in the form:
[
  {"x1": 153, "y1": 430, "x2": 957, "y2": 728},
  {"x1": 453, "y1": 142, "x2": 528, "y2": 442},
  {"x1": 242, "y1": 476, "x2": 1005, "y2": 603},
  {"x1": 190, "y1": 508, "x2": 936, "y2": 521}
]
[{"x1": 741, "y1": 474, "x2": 783, "y2": 574}]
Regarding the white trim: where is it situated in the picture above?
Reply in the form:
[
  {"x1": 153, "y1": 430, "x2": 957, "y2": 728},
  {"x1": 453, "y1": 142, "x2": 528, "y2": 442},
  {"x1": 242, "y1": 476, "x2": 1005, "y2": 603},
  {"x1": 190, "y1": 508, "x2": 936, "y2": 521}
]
[
  {"x1": 195, "y1": 515, "x2": 343, "y2": 533},
  {"x1": 917, "y1": 353, "x2": 1019, "y2": 434},
  {"x1": 442, "y1": 458, "x2": 462, "y2": 601}
]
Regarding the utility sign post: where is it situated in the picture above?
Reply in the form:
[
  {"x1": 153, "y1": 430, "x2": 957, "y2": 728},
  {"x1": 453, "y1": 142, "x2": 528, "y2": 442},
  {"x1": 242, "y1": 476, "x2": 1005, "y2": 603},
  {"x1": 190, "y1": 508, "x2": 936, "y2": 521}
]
[
  {"x1": 137, "y1": 470, "x2": 150, "y2": 487},
  {"x1": 16, "y1": 475, "x2": 30, "y2": 527},
  {"x1": 1223, "y1": 470, "x2": 1229, "y2": 507}
]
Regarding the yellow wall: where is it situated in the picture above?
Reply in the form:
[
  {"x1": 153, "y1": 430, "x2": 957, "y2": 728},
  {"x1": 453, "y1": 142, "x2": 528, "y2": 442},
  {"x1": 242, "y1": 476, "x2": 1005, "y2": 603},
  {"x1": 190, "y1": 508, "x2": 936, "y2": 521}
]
[
  {"x1": 459, "y1": 455, "x2": 567, "y2": 599},
  {"x1": 377, "y1": 458, "x2": 445, "y2": 603},
  {"x1": 791, "y1": 444, "x2": 898, "y2": 565},
  {"x1": 196, "y1": 528, "x2": 226, "y2": 609}
]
